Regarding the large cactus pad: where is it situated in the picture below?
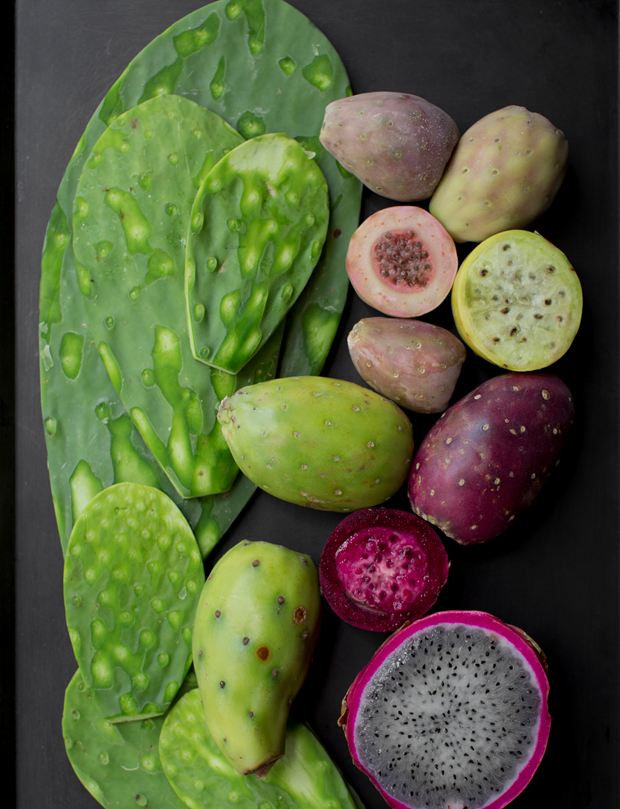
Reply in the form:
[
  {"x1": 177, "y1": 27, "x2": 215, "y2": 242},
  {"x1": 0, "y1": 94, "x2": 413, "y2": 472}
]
[{"x1": 186, "y1": 133, "x2": 329, "y2": 374}]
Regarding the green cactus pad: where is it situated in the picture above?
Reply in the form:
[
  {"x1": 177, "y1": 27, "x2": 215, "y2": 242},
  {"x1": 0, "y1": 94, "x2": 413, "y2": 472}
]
[
  {"x1": 451, "y1": 230, "x2": 583, "y2": 370},
  {"x1": 159, "y1": 687, "x2": 364, "y2": 809},
  {"x1": 186, "y1": 133, "x2": 330, "y2": 374},
  {"x1": 62, "y1": 668, "x2": 188, "y2": 808},
  {"x1": 192, "y1": 540, "x2": 321, "y2": 775},
  {"x1": 64, "y1": 483, "x2": 205, "y2": 722},
  {"x1": 218, "y1": 376, "x2": 415, "y2": 512}
]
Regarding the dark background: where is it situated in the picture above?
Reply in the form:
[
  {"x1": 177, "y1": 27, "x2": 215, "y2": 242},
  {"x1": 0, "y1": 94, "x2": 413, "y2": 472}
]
[{"x1": 14, "y1": 1, "x2": 619, "y2": 807}]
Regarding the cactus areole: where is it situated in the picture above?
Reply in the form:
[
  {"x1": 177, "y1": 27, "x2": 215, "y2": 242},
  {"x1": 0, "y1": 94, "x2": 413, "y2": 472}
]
[
  {"x1": 339, "y1": 610, "x2": 551, "y2": 809},
  {"x1": 346, "y1": 207, "x2": 458, "y2": 318},
  {"x1": 319, "y1": 508, "x2": 449, "y2": 632}
]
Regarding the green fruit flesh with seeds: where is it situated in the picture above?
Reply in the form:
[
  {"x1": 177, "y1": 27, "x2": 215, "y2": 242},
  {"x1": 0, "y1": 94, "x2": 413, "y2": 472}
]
[
  {"x1": 186, "y1": 133, "x2": 330, "y2": 374},
  {"x1": 218, "y1": 376, "x2": 414, "y2": 512},
  {"x1": 192, "y1": 541, "x2": 321, "y2": 775},
  {"x1": 159, "y1": 687, "x2": 364, "y2": 809},
  {"x1": 451, "y1": 230, "x2": 582, "y2": 370},
  {"x1": 64, "y1": 483, "x2": 205, "y2": 722}
]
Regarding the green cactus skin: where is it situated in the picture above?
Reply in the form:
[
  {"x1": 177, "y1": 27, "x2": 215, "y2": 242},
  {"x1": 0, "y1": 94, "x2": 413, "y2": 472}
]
[
  {"x1": 41, "y1": 0, "x2": 360, "y2": 550},
  {"x1": 192, "y1": 540, "x2": 321, "y2": 775},
  {"x1": 186, "y1": 133, "x2": 330, "y2": 374},
  {"x1": 62, "y1": 668, "x2": 188, "y2": 809},
  {"x1": 73, "y1": 94, "x2": 247, "y2": 499},
  {"x1": 217, "y1": 377, "x2": 415, "y2": 512},
  {"x1": 429, "y1": 105, "x2": 569, "y2": 243},
  {"x1": 159, "y1": 687, "x2": 365, "y2": 809},
  {"x1": 63, "y1": 483, "x2": 205, "y2": 722}
]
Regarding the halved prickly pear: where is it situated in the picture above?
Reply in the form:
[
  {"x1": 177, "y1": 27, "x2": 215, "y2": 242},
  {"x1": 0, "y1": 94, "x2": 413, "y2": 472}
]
[
  {"x1": 320, "y1": 91, "x2": 459, "y2": 201},
  {"x1": 159, "y1": 688, "x2": 362, "y2": 808},
  {"x1": 348, "y1": 317, "x2": 466, "y2": 413},
  {"x1": 63, "y1": 482, "x2": 205, "y2": 721},
  {"x1": 319, "y1": 507, "x2": 449, "y2": 632},
  {"x1": 451, "y1": 229, "x2": 582, "y2": 371},
  {"x1": 346, "y1": 206, "x2": 458, "y2": 317},
  {"x1": 185, "y1": 133, "x2": 330, "y2": 374},
  {"x1": 430, "y1": 105, "x2": 569, "y2": 243},
  {"x1": 192, "y1": 540, "x2": 321, "y2": 776},
  {"x1": 217, "y1": 376, "x2": 414, "y2": 512},
  {"x1": 339, "y1": 610, "x2": 551, "y2": 809},
  {"x1": 408, "y1": 371, "x2": 575, "y2": 544}
]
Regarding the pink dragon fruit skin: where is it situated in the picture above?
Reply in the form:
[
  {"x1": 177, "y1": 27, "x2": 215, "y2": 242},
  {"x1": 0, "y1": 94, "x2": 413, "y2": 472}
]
[
  {"x1": 339, "y1": 610, "x2": 552, "y2": 809},
  {"x1": 408, "y1": 371, "x2": 575, "y2": 544}
]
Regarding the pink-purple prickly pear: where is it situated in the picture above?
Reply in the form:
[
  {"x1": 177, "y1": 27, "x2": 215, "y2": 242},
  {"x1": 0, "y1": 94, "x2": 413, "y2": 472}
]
[
  {"x1": 430, "y1": 105, "x2": 569, "y2": 243},
  {"x1": 320, "y1": 91, "x2": 459, "y2": 201},
  {"x1": 192, "y1": 540, "x2": 321, "y2": 776},
  {"x1": 348, "y1": 317, "x2": 466, "y2": 413},
  {"x1": 408, "y1": 372, "x2": 575, "y2": 544}
]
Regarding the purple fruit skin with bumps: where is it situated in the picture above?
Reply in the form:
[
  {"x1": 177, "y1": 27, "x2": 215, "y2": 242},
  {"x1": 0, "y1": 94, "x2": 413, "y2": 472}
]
[{"x1": 408, "y1": 372, "x2": 575, "y2": 544}]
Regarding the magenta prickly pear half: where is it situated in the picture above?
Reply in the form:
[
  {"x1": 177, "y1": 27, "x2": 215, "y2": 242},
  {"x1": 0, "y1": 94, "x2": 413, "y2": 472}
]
[
  {"x1": 348, "y1": 317, "x2": 466, "y2": 414},
  {"x1": 319, "y1": 91, "x2": 459, "y2": 201},
  {"x1": 346, "y1": 206, "x2": 458, "y2": 318},
  {"x1": 338, "y1": 610, "x2": 551, "y2": 809},
  {"x1": 319, "y1": 507, "x2": 449, "y2": 632},
  {"x1": 409, "y1": 372, "x2": 575, "y2": 544}
]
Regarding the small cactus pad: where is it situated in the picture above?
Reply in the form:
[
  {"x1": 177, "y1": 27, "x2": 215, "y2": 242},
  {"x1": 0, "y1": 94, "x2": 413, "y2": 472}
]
[
  {"x1": 186, "y1": 133, "x2": 330, "y2": 374},
  {"x1": 63, "y1": 483, "x2": 205, "y2": 721},
  {"x1": 62, "y1": 668, "x2": 188, "y2": 809},
  {"x1": 192, "y1": 540, "x2": 321, "y2": 775},
  {"x1": 451, "y1": 230, "x2": 582, "y2": 371},
  {"x1": 217, "y1": 376, "x2": 414, "y2": 512},
  {"x1": 430, "y1": 105, "x2": 569, "y2": 243},
  {"x1": 73, "y1": 94, "x2": 247, "y2": 499},
  {"x1": 160, "y1": 689, "x2": 363, "y2": 809}
]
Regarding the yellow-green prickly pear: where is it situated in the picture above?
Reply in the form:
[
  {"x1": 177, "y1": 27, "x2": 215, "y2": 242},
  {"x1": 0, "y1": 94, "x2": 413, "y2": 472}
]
[
  {"x1": 192, "y1": 541, "x2": 321, "y2": 775},
  {"x1": 217, "y1": 376, "x2": 414, "y2": 512}
]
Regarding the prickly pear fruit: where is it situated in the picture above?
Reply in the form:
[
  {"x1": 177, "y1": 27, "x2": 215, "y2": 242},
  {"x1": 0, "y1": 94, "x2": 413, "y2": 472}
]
[
  {"x1": 429, "y1": 105, "x2": 569, "y2": 243},
  {"x1": 320, "y1": 92, "x2": 459, "y2": 201},
  {"x1": 319, "y1": 507, "x2": 449, "y2": 632},
  {"x1": 408, "y1": 372, "x2": 575, "y2": 544},
  {"x1": 348, "y1": 317, "x2": 466, "y2": 413},
  {"x1": 192, "y1": 540, "x2": 321, "y2": 776},
  {"x1": 451, "y1": 229, "x2": 582, "y2": 371},
  {"x1": 217, "y1": 376, "x2": 414, "y2": 512},
  {"x1": 346, "y1": 206, "x2": 458, "y2": 317}
]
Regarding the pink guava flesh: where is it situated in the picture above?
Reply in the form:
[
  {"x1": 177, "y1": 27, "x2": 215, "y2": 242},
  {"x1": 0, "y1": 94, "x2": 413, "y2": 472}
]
[
  {"x1": 319, "y1": 508, "x2": 449, "y2": 632},
  {"x1": 339, "y1": 610, "x2": 551, "y2": 809}
]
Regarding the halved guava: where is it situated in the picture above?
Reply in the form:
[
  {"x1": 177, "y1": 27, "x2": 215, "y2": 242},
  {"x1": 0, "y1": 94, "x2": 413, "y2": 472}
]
[
  {"x1": 345, "y1": 206, "x2": 458, "y2": 317},
  {"x1": 451, "y1": 229, "x2": 582, "y2": 371}
]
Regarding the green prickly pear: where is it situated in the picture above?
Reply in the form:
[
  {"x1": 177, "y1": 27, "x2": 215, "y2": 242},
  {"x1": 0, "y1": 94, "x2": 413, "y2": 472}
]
[
  {"x1": 217, "y1": 376, "x2": 414, "y2": 512},
  {"x1": 429, "y1": 105, "x2": 569, "y2": 243},
  {"x1": 192, "y1": 540, "x2": 321, "y2": 776}
]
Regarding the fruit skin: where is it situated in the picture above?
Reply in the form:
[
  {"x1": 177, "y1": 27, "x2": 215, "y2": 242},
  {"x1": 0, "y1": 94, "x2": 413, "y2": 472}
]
[
  {"x1": 346, "y1": 206, "x2": 458, "y2": 318},
  {"x1": 429, "y1": 105, "x2": 569, "y2": 243},
  {"x1": 348, "y1": 317, "x2": 466, "y2": 413},
  {"x1": 408, "y1": 371, "x2": 575, "y2": 544},
  {"x1": 217, "y1": 376, "x2": 414, "y2": 512},
  {"x1": 338, "y1": 610, "x2": 551, "y2": 809},
  {"x1": 319, "y1": 507, "x2": 449, "y2": 632},
  {"x1": 320, "y1": 91, "x2": 459, "y2": 201},
  {"x1": 451, "y1": 229, "x2": 582, "y2": 371},
  {"x1": 192, "y1": 540, "x2": 321, "y2": 776}
]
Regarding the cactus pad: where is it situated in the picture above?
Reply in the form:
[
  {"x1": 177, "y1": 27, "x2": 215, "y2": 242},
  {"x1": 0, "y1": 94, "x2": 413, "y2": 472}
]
[
  {"x1": 192, "y1": 540, "x2": 321, "y2": 775},
  {"x1": 63, "y1": 483, "x2": 205, "y2": 721},
  {"x1": 186, "y1": 133, "x2": 330, "y2": 374}
]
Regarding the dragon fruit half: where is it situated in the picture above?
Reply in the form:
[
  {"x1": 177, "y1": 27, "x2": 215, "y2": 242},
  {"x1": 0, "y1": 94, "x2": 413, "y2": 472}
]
[{"x1": 339, "y1": 610, "x2": 551, "y2": 809}]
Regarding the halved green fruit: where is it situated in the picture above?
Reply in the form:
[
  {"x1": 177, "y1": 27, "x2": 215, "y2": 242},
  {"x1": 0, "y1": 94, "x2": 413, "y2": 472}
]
[{"x1": 451, "y1": 229, "x2": 582, "y2": 370}]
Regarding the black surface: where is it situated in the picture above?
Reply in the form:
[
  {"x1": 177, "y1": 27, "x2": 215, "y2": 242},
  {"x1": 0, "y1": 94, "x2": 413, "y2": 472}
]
[{"x1": 15, "y1": 1, "x2": 619, "y2": 808}]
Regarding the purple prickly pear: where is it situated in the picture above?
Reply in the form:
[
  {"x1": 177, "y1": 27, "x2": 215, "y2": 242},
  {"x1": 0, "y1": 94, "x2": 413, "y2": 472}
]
[
  {"x1": 348, "y1": 317, "x2": 466, "y2": 413},
  {"x1": 320, "y1": 91, "x2": 459, "y2": 201},
  {"x1": 408, "y1": 372, "x2": 575, "y2": 544}
]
